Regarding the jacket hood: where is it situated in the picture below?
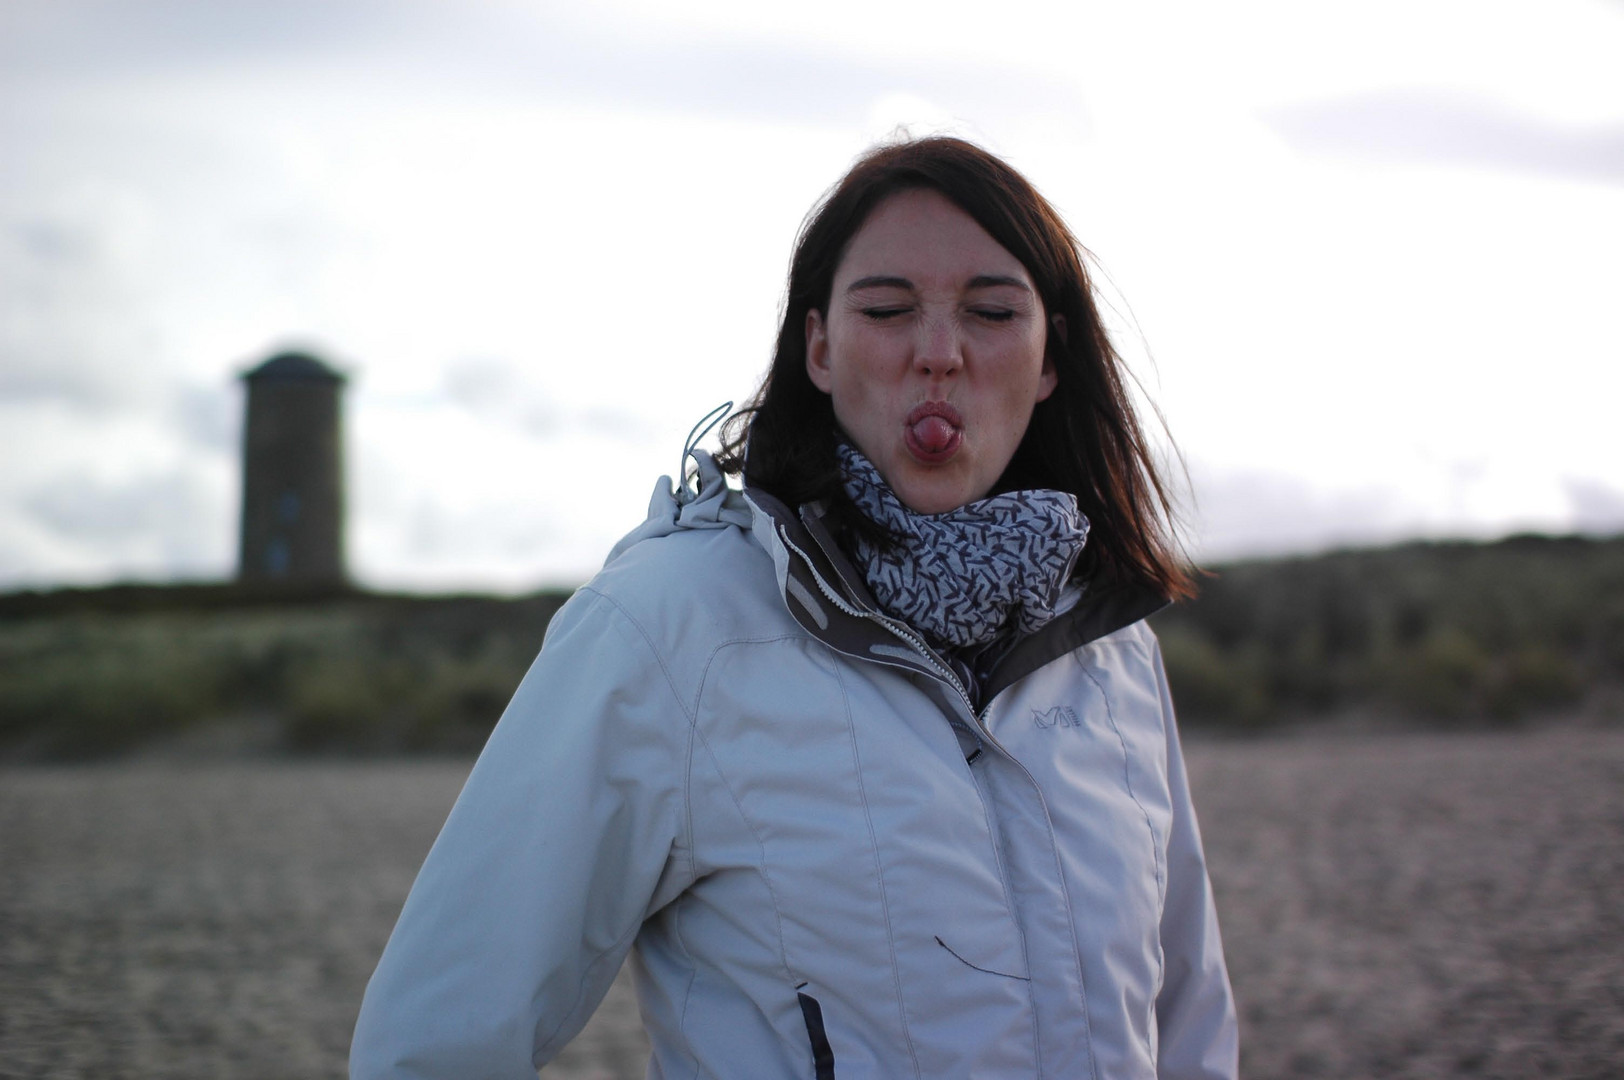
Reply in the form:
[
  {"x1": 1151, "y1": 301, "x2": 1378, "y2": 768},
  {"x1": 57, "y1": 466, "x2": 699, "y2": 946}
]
[{"x1": 604, "y1": 448, "x2": 753, "y2": 567}]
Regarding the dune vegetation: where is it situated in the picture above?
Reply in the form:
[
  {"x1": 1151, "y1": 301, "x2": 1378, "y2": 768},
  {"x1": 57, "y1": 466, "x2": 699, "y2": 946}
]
[
  {"x1": 1153, "y1": 533, "x2": 1624, "y2": 729},
  {"x1": 0, "y1": 585, "x2": 567, "y2": 759},
  {"x1": 1, "y1": 534, "x2": 1619, "y2": 759}
]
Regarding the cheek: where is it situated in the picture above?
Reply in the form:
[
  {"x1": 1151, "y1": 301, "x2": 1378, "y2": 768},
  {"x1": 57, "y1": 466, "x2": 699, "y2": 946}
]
[
  {"x1": 826, "y1": 345, "x2": 880, "y2": 408},
  {"x1": 828, "y1": 384, "x2": 900, "y2": 468},
  {"x1": 1020, "y1": 332, "x2": 1056, "y2": 402},
  {"x1": 829, "y1": 379, "x2": 882, "y2": 438}
]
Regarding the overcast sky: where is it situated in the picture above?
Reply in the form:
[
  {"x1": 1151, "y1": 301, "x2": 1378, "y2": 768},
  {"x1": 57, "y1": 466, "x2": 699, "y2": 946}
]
[{"x1": 3, "y1": 0, "x2": 1622, "y2": 592}]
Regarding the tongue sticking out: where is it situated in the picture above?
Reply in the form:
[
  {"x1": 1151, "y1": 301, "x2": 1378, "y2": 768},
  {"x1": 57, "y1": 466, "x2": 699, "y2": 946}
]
[{"x1": 908, "y1": 415, "x2": 959, "y2": 456}]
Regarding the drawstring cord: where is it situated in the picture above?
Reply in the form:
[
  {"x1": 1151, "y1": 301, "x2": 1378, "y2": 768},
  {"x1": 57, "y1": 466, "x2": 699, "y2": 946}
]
[{"x1": 675, "y1": 401, "x2": 733, "y2": 505}]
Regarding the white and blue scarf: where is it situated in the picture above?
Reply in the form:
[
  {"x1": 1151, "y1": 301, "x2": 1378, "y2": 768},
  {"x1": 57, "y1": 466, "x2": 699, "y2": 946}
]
[{"x1": 837, "y1": 443, "x2": 1090, "y2": 649}]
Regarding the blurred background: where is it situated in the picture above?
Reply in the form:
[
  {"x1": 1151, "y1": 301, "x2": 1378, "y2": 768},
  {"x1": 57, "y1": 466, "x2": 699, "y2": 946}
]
[
  {"x1": 3, "y1": 0, "x2": 1621, "y2": 592},
  {"x1": 2, "y1": 2, "x2": 1622, "y2": 1078}
]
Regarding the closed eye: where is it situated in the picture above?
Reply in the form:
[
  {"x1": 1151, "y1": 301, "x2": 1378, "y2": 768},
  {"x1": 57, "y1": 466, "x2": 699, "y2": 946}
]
[
  {"x1": 970, "y1": 308, "x2": 1016, "y2": 323},
  {"x1": 862, "y1": 307, "x2": 911, "y2": 321}
]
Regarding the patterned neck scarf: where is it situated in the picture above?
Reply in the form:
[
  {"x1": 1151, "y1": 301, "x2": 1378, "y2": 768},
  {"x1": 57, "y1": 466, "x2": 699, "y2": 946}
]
[{"x1": 836, "y1": 443, "x2": 1090, "y2": 649}]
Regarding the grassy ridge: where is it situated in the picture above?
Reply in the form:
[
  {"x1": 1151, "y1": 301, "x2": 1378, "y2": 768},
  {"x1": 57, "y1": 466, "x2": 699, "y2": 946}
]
[
  {"x1": 3, "y1": 534, "x2": 1620, "y2": 758},
  {"x1": 1152, "y1": 534, "x2": 1624, "y2": 728},
  {"x1": 0, "y1": 586, "x2": 568, "y2": 759}
]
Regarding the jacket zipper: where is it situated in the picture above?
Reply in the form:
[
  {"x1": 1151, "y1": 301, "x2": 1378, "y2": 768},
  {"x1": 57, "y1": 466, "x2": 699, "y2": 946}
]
[
  {"x1": 777, "y1": 525, "x2": 1007, "y2": 757},
  {"x1": 778, "y1": 529, "x2": 971, "y2": 697}
]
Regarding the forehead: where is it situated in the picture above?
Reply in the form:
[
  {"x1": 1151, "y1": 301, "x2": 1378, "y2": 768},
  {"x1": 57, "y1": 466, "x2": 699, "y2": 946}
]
[{"x1": 835, "y1": 188, "x2": 1031, "y2": 286}]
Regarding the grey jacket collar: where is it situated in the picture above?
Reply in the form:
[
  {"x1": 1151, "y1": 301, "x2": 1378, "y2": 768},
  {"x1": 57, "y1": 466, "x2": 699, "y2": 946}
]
[{"x1": 745, "y1": 484, "x2": 1168, "y2": 711}]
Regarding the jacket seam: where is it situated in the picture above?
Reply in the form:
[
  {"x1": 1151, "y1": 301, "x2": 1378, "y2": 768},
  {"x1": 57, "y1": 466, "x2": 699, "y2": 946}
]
[
  {"x1": 534, "y1": 914, "x2": 646, "y2": 1061},
  {"x1": 673, "y1": 894, "x2": 702, "y2": 1080},
  {"x1": 1005, "y1": 742, "x2": 1100, "y2": 1080},
  {"x1": 677, "y1": 724, "x2": 702, "y2": 1080},
  {"x1": 977, "y1": 684, "x2": 1100, "y2": 1079},
  {"x1": 689, "y1": 723, "x2": 798, "y2": 988},
  {"x1": 828, "y1": 659, "x2": 925, "y2": 1080},
  {"x1": 1080, "y1": 660, "x2": 1165, "y2": 1062},
  {"x1": 543, "y1": 587, "x2": 701, "y2": 1068},
  {"x1": 691, "y1": 632, "x2": 810, "y2": 719},
  {"x1": 1078, "y1": 647, "x2": 1167, "y2": 901},
  {"x1": 962, "y1": 704, "x2": 1043, "y2": 1062},
  {"x1": 575, "y1": 585, "x2": 703, "y2": 887},
  {"x1": 1117, "y1": 633, "x2": 1172, "y2": 903},
  {"x1": 577, "y1": 586, "x2": 699, "y2": 725},
  {"x1": 689, "y1": 635, "x2": 824, "y2": 990}
]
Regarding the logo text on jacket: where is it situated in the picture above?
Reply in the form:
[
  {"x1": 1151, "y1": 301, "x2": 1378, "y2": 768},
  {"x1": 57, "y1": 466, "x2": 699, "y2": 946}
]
[{"x1": 1032, "y1": 706, "x2": 1080, "y2": 729}]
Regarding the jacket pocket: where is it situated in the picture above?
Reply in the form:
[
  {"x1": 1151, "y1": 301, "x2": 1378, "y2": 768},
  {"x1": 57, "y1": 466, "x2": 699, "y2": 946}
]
[{"x1": 796, "y1": 987, "x2": 836, "y2": 1080}]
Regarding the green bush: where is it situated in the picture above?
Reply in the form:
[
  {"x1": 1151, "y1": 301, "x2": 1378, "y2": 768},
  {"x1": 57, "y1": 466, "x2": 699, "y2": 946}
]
[
  {"x1": 281, "y1": 651, "x2": 396, "y2": 752},
  {"x1": 1484, "y1": 647, "x2": 1584, "y2": 719},
  {"x1": 1389, "y1": 627, "x2": 1489, "y2": 720},
  {"x1": 1149, "y1": 534, "x2": 1624, "y2": 728},
  {"x1": 0, "y1": 616, "x2": 227, "y2": 758},
  {"x1": 398, "y1": 654, "x2": 524, "y2": 752},
  {"x1": 0, "y1": 591, "x2": 563, "y2": 759},
  {"x1": 1159, "y1": 629, "x2": 1273, "y2": 727},
  {"x1": 4, "y1": 536, "x2": 1621, "y2": 754}
]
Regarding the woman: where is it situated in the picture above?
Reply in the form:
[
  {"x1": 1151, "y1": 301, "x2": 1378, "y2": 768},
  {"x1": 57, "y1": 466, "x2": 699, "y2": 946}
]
[{"x1": 351, "y1": 137, "x2": 1237, "y2": 1079}]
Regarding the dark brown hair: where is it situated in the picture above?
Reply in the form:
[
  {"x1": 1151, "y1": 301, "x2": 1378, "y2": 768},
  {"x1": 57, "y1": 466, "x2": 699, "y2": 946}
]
[{"x1": 716, "y1": 136, "x2": 1194, "y2": 601}]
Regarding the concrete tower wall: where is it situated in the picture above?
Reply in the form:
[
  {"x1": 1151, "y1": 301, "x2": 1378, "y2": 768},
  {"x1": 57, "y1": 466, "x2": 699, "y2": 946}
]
[{"x1": 238, "y1": 354, "x2": 347, "y2": 585}]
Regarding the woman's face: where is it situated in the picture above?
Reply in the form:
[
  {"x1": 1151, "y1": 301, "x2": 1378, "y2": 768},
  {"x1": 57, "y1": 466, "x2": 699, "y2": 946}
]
[{"x1": 806, "y1": 188, "x2": 1057, "y2": 515}]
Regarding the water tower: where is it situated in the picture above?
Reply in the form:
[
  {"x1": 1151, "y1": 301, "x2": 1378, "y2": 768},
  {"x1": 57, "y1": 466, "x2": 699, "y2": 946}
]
[{"x1": 237, "y1": 350, "x2": 347, "y2": 586}]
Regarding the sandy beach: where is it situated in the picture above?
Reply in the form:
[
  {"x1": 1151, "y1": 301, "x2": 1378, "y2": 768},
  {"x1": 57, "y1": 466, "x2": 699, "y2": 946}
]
[{"x1": 2, "y1": 727, "x2": 1620, "y2": 1079}]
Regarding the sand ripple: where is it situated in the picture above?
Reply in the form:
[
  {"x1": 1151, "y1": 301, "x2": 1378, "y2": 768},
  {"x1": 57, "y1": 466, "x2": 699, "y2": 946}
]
[{"x1": 1, "y1": 730, "x2": 1619, "y2": 1078}]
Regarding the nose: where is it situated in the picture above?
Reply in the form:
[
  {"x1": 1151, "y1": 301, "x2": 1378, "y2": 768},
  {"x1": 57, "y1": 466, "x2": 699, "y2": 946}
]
[{"x1": 913, "y1": 316, "x2": 963, "y2": 380}]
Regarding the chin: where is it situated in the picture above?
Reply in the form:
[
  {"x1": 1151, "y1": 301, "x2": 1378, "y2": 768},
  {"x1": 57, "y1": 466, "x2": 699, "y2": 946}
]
[
  {"x1": 896, "y1": 484, "x2": 974, "y2": 516},
  {"x1": 885, "y1": 457, "x2": 982, "y2": 515}
]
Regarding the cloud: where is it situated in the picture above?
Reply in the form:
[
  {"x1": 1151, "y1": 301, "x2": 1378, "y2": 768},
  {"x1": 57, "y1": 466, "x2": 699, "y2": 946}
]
[
  {"x1": 441, "y1": 357, "x2": 558, "y2": 436},
  {"x1": 10, "y1": 464, "x2": 233, "y2": 585},
  {"x1": 3, "y1": 0, "x2": 1619, "y2": 594},
  {"x1": 0, "y1": 0, "x2": 413, "y2": 78},
  {"x1": 0, "y1": 0, "x2": 1082, "y2": 135},
  {"x1": 1566, "y1": 477, "x2": 1624, "y2": 536},
  {"x1": 168, "y1": 381, "x2": 241, "y2": 456},
  {"x1": 1265, "y1": 88, "x2": 1624, "y2": 184},
  {"x1": 438, "y1": 356, "x2": 653, "y2": 443},
  {"x1": 27, "y1": 471, "x2": 203, "y2": 543},
  {"x1": 1187, "y1": 466, "x2": 1417, "y2": 561},
  {"x1": 0, "y1": 184, "x2": 166, "y2": 412}
]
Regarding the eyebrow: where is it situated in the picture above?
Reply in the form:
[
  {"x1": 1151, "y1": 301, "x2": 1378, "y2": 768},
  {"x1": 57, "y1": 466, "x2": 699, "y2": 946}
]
[
  {"x1": 845, "y1": 275, "x2": 913, "y2": 292},
  {"x1": 968, "y1": 275, "x2": 1031, "y2": 291},
  {"x1": 844, "y1": 274, "x2": 1032, "y2": 293}
]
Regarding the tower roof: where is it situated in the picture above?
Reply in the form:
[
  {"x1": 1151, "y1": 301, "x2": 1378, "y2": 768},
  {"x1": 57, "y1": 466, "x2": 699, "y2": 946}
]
[{"x1": 242, "y1": 351, "x2": 347, "y2": 384}]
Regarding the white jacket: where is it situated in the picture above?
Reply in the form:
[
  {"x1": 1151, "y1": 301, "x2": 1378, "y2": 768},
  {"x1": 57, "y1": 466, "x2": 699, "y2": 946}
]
[{"x1": 351, "y1": 453, "x2": 1238, "y2": 1079}]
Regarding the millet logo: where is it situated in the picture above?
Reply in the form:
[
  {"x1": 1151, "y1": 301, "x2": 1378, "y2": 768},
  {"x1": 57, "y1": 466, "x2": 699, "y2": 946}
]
[{"x1": 1032, "y1": 706, "x2": 1080, "y2": 729}]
